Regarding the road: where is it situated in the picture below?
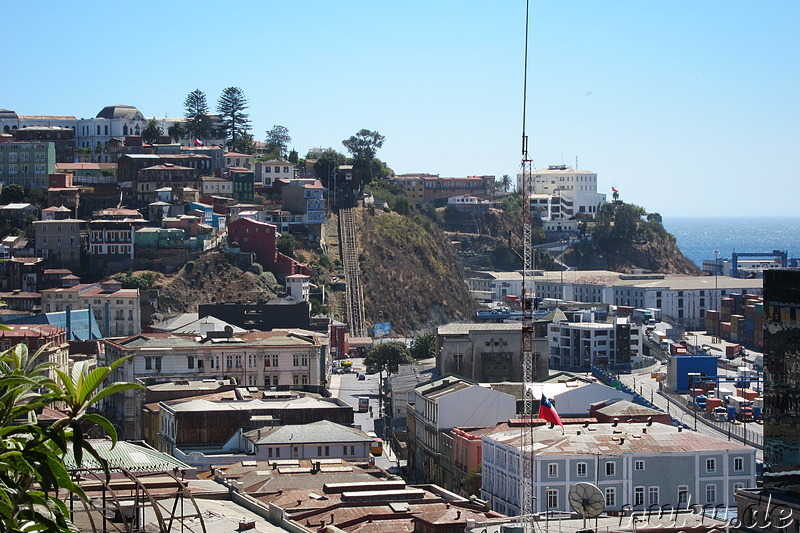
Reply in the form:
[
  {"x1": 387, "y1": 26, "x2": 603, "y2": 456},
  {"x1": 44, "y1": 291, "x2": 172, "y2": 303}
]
[
  {"x1": 329, "y1": 358, "x2": 398, "y2": 471},
  {"x1": 616, "y1": 363, "x2": 763, "y2": 462}
]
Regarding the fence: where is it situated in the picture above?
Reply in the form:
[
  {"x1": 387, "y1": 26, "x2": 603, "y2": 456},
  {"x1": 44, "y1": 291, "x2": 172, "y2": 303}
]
[{"x1": 660, "y1": 388, "x2": 763, "y2": 448}]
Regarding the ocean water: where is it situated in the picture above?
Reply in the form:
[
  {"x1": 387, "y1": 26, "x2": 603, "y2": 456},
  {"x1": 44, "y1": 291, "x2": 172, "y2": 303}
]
[{"x1": 663, "y1": 217, "x2": 800, "y2": 267}]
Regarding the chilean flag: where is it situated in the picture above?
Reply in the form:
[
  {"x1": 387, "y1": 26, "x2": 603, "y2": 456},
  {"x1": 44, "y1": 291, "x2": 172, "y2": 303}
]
[
  {"x1": 194, "y1": 138, "x2": 204, "y2": 146},
  {"x1": 611, "y1": 186, "x2": 619, "y2": 193},
  {"x1": 539, "y1": 394, "x2": 564, "y2": 429}
]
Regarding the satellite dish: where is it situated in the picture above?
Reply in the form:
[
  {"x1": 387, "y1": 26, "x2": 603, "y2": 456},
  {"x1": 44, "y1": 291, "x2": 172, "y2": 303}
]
[{"x1": 568, "y1": 482, "x2": 605, "y2": 528}]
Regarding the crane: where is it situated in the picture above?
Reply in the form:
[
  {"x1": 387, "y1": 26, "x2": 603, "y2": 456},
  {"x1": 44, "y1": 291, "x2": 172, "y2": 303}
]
[{"x1": 519, "y1": 0, "x2": 538, "y2": 530}]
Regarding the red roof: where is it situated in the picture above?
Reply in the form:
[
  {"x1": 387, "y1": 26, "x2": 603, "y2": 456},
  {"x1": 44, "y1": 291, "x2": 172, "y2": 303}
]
[
  {"x1": 0, "y1": 324, "x2": 65, "y2": 338},
  {"x1": 224, "y1": 152, "x2": 252, "y2": 158}
]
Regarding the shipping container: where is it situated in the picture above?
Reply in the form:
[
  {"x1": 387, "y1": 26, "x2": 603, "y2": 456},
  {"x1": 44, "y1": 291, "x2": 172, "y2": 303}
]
[{"x1": 706, "y1": 397, "x2": 723, "y2": 411}]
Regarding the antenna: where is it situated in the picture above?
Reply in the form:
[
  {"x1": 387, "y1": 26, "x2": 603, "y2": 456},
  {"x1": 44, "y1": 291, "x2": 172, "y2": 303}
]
[{"x1": 568, "y1": 482, "x2": 605, "y2": 530}]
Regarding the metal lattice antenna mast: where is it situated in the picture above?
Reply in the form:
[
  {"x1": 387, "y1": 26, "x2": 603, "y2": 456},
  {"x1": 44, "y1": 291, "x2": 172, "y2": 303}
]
[{"x1": 520, "y1": 0, "x2": 537, "y2": 530}]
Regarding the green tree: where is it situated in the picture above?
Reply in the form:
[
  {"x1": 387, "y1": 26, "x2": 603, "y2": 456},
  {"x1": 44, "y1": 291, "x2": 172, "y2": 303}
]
[
  {"x1": 217, "y1": 87, "x2": 251, "y2": 147},
  {"x1": 411, "y1": 333, "x2": 436, "y2": 360},
  {"x1": 229, "y1": 131, "x2": 256, "y2": 155},
  {"x1": 0, "y1": 342, "x2": 141, "y2": 532},
  {"x1": 313, "y1": 149, "x2": 346, "y2": 189},
  {"x1": 0, "y1": 183, "x2": 26, "y2": 204},
  {"x1": 288, "y1": 149, "x2": 299, "y2": 165},
  {"x1": 342, "y1": 129, "x2": 385, "y2": 188},
  {"x1": 265, "y1": 125, "x2": 291, "y2": 157},
  {"x1": 365, "y1": 341, "x2": 414, "y2": 375},
  {"x1": 141, "y1": 118, "x2": 162, "y2": 143},
  {"x1": 498, "y1": 174, "x2": 513, "y2": 192},
  {"x1": 167, "y1": 122, "x2": 186, "y2": 143},
  {"x1": 392, "y1": 196, "x2": 411, "y2": 215},
  {"x1": 278, "y1": 233, "x2": 297, "y2": 257},
  {"x1": 184, "y1": 89, "x2": 212, "y2": 139}
]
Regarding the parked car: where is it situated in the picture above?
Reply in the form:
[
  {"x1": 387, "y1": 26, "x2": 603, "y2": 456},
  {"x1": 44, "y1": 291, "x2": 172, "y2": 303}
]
[{"x1": 358, "y1": 373, "x2": 366, "y2": 380}]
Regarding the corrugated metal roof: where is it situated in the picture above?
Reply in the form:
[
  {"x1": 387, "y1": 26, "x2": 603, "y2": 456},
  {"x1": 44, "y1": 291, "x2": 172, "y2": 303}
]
[{"x1": 64, "y1": 440, "x2": 191, "y2": 473}]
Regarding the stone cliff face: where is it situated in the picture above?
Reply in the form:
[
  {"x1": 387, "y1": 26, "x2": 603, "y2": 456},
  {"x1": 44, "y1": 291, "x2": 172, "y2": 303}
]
[{"x1": 358, "y1": 209, "x2": 477, "y2": 336}]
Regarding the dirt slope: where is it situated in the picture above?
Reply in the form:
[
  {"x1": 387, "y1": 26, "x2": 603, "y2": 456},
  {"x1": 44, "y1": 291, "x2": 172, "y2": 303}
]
[
  {"x1": 153, "y1": 251, "x2": 280, "y2": 316},
  {"x1": 358, "y1": 209, "x2": 476, "y2": 335}
]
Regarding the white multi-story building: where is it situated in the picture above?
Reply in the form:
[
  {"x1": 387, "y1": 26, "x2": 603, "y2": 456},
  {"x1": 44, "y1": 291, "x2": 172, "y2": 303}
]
[
  {"x1": 465, "y1": 271, "x2": 523, "y2": 303},
  {"x1": 519, "y1": 165, "x2": 607, "y2": 220},
  {"x1": 548, "y1": 316, "x2": 643, "y2": 370},
  {"x1": 532, "y1": 270, "x2": 763, "y2": 330},
  {"x1": 406, "y1": 375, "x2": 516, "y2": 489},
  {"x1": 104, "y1": 328, "x2": 325, "y2": 440},
  {"x1": 481, "y1": 422, "x2": 756, "y2": 517},
  {"x1": 40, "y1": 279, "x2": 141, "y2": 337},
  {"x1": 255, "y1": 160, "x2": 295, "y2": 187}
]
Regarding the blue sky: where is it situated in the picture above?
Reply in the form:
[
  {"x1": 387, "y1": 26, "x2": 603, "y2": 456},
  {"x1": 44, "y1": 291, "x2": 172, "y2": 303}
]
[{"x1": 2, "y1": 1, "x2": 797, "y2": 217}]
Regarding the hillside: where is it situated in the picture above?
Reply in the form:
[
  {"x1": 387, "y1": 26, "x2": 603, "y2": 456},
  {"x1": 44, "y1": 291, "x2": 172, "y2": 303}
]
[
  {"x1": 152, "y1": 251, "x2": 281, "y2": 316},
  {"x1": 565, "y1": 203, "x2": 701, "y2": 275},
  {"x1": 358, "y1": 208, "x2": 476, "y2": 335}
]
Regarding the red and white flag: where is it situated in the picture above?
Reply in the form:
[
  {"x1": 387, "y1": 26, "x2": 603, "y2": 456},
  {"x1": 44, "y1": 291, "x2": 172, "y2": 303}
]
[
  {"x1": 611, "y1": 186, "x2": 619, "y2": 193},
  {"x1": 539, "y1": 394, "x2": 564, "y2": 429},
  {"x1": 194, "y1": 138, "x2": 204, "y2": 146}
]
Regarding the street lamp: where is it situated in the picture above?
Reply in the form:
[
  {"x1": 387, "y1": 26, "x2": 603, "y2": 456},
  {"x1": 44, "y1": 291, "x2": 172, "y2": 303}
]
[
  {"x1": 688, "y1": 372, "x2": 701, "y2": 431},
  {"x1": 713, "y1": 250, "x2": 720, "y2": 343}
]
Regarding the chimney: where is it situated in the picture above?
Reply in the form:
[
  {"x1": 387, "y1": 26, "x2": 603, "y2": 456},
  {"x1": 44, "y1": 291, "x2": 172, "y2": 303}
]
[
  {"x1": 647, "y1": 417, "x2": 653, "y2": 426},
  {"x1": 612, "y1": 418, "x2": 619, "y2": 427},
  {"x1": 619, "y1": 437, "x2": 625, "y2": 445},
  {"x1": 583, "y1": 419, "x2": 590, "y2": 428},
  {"x1": 456, "y1": 510, "x2": 461, "y2": 520},
  {"x1": 678, "y1": 427, "x2": 683, "y2": 432},
  {"x1": 642, "y1": 427, "x2": 647, "y2": 434}
]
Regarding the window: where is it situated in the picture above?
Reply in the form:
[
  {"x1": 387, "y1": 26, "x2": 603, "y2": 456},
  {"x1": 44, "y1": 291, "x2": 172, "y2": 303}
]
[
  {"x1": 605, "y1": 461, "x2": 615, "y2": 476},
  {"x1": 292, "y1": 375, "x2": 299, "y2": 385},
  {"x1": 547, "y1": 489, "x2": 558, "y2": 509},
  {"x1": 678, "y1": 486, "x2": 689, "y2": 504},
  {"x1": 187, "y1": 356, "x2": 194, "y2": 369},
  {"x1": 145, "y1": 357, "x2": 152, "y2": 370},
  {"x1": 705, "y1": 484, "x2": 716, "y2": 504},
  {"x1": 548, "y1": 463, "x2": 558, "y2": 478},
  {"x1": 605, "y1": 488, "x2": 616, "y2": 507},
  {"x1": 271, "y1": 354, "x2": 279, "y2": 367},
  {"x1": 226, "y1": 355, "x2": 233, "y2": 369},
  {"x1": 634, "y1": 486, "x2": 645, "y2": 506},
  {"x1": 635, "y1": 460, "x2": 645, "y2": 471},
  {"x1": 734, "y1": 457, "x2": 744, "y2": 471},
  {"x1": 648, "y1": 486, "x2": 659, "y2": 505},
  {"x1": 577, "y1": 462, "x2": 587, "y2": 477},
  {"x1": 733, "y1": 482, "x2": 744, "y2": 493},
  {"x1": 155, "y1": 357, "x2": 161, "y2": 371},
  {"x1": 706, "y1": 458, "x2": 716, "y2": 473}
]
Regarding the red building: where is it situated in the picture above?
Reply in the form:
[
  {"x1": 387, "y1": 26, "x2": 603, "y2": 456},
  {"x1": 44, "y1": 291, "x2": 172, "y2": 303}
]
[{"x1": 227, "y1": 217, "x2": 311, "y2": 277}]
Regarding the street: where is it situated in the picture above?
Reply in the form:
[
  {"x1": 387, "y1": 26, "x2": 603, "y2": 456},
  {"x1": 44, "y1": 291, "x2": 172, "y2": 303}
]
[{"x1": 328, "y1": 358, "x2": 399, "y2": 471}]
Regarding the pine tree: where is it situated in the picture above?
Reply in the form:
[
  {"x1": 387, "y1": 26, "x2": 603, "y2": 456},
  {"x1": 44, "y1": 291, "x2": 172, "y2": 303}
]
[
  {"x1": 184, "y1": 89, "x2": 211, "y2": 140},
  {"x1": 217, "y1": 87, "x2": 251, "y2": 148}
]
